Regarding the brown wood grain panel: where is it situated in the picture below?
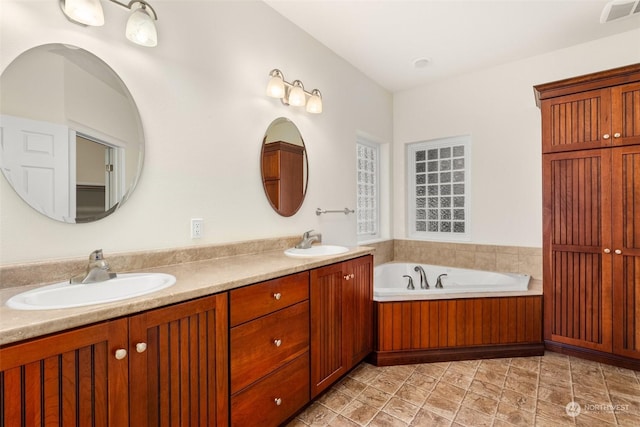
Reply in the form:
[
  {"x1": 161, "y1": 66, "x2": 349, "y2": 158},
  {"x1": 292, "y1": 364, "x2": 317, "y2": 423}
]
[
  {"x1": 24, "y1": 361, "x2": 41, "y2": 426},
  {"x1": 473, "y1": 300, "x2": 483, "y2": 345},
  {"x1": 3, "y1": 367, "x2": 22, "y2": 425},
  {"x1": 78, "y1": 346, "x2": 92, "y2": 425},
  {"x1": 61, "y1": 350, "x2": 77, "y2": 425},
  {"x1": 447, "y1": 300, "x2": 457, "y2": 347},
  {"x1": 94, "y1": 342, "x2": 107, "y2": 427},
  {"x1": 43, "y1": 356, "x2": 60, "y2": 425}
]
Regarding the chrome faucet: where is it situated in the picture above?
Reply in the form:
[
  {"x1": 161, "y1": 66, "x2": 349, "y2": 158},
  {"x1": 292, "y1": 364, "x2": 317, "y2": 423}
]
[
  {"x1": 295, "y1": 230, "x2": 322, "y2": 249},
  {"x1": 403, "y1": 275, "x2": 415, "y2": 290},
  {"x1": 70, "y1": 249, "x2": 117, "y2": 284},
  {"x1": 414, "y1": 266, "x2": 429, "y2": 289},
  {"x1": 436, "y1": 273, "x2": 447, "y2": 289}
]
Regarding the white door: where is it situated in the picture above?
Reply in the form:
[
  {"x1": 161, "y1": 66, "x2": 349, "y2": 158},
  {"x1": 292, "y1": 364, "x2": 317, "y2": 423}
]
[{"x1": 0, "y1": 114, "x2": 74, "y2": 222}]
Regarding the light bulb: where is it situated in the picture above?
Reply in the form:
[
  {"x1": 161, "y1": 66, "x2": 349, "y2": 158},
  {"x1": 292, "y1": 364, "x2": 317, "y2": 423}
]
[
  {"x1": 306, "y1": 89, "x2": 322, "y2": 114},
  {"x1": 62, "y1": 0, "x2": 104, "y2": 26},
  {"x1": 126, "y1": 6, "x2": 158, "y2": 47},
  {"x1": 288, "y1": 80, "x2": 306, "y2": 107},
  {"x1": 266, "y1": 71, "x2": 285, "y2": 98}
]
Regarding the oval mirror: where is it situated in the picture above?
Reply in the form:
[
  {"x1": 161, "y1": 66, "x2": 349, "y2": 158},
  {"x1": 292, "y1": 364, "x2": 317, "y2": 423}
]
[
  {"x1": 260, "y1": 117, "x2": 308, "y2": 216},
  {"x1": 0, "y1": 44, "x2": 144, "y2": 223}
]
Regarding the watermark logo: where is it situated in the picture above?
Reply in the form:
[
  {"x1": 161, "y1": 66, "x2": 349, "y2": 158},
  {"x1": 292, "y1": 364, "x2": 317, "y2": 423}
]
[{"x1": 565, "y1": 401, "x2": 581, "y2": 417}]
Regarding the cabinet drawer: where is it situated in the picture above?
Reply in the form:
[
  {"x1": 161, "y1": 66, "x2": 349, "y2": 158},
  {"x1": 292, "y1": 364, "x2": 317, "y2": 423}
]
[
  {"x1": 231, "y1": 301, "x2": 309, "y2": 393},
  {"x1": 230, "y1": 271, "x2": 309, "y2": 326},
  {"x1": 231, "y1": 353, "x2": 309, "y2": 427}
]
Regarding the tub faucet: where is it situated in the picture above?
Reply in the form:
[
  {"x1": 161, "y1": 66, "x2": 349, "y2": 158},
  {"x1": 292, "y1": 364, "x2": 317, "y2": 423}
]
[
  {"x1": 295, "y1": 229, "x2": 322, "y2": 249},
  {"x1": 70, "y1": 249, "x2": 117, "y2": 284},
  {"x1": 436, "y1": 273, "x2": 447, "y2": 289},
  {"x1": 403, "y1": 275, "x2": 415, "y2": 290},
  {"x1": 414, "y1": 266, "x2": 429, "y2": 289}
]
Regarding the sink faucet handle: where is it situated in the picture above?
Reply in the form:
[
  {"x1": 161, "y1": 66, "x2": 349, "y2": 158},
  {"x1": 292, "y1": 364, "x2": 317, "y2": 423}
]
[
  {"x1": 303, "y1": 229, "x2": 314, "y2": 237},
  {"x1": 403, "y1": 275, "x2": 415, "y2": 290},
  {"x1": 89, "y1": 249, "x2": 104, "y2": 261}
]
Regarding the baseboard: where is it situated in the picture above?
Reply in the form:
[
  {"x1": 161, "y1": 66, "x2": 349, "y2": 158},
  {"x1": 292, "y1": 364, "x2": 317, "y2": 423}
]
[
  {"x1": 367, "y1": 343, "x2": 545, "y2": 367},
  {"x1": 544, "y1": 341, "x2": 640, "y2": 370}
]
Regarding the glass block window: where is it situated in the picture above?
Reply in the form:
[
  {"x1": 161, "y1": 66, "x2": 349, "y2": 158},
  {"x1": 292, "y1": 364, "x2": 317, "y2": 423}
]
[
  {"x1": 408, "y1": 136, "x2": 470, "y2": 240},
  {"x1": 356, "y1": 139, "x2": 379, "y2": 240}
]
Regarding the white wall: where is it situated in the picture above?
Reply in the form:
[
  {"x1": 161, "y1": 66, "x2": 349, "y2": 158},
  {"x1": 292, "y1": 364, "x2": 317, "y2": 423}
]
[
  {"x1": 0, "y1": 1, "x2": 393, "y2": 265},
  {"x1": 393, "y1": 29, "x2": 640, "y2": 248}
]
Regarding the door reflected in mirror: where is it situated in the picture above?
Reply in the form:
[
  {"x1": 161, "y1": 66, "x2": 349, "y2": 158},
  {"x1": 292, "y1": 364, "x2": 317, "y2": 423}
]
[
  {"x1": 0, "y1": 44, "x2": 145, "y2": 223},
  {"x1": 260, "y1": 117, "x2": 308, "y2": 216}
]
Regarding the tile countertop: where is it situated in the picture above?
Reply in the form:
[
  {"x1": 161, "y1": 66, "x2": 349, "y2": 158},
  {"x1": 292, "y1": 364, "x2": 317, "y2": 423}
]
[{"x1": 0, "y1": 247, "x2": 374, "y2": 347}]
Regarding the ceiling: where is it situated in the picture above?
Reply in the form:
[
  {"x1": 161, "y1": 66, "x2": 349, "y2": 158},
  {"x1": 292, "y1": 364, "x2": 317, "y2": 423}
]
[{"x1": 264, "y1": 0, "x2": 640, "y2": 92}]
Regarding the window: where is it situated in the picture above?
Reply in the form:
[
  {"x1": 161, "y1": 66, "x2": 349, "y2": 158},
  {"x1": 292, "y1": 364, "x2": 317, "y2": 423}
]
[
  {"x1": 408, "y1": 135, "x2": 470, "y2": 240},
  {"x1": 356, "y1": 138, "x2": 379, "y2": 240}
]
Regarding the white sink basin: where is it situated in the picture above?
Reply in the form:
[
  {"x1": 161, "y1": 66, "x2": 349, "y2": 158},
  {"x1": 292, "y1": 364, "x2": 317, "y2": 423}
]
[
  {"x1": 284, "y1": 245, "x2": 349, "y2": 258},
  {"x1": 6, "y1": 273, "x2": 176, "y2": 310}
]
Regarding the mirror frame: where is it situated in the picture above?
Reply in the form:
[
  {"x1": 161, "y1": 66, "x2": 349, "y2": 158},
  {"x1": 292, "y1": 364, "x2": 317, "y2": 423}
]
[
  {"x1": 260, "y1": 117, "x2": 308, "y2": 217},
  {"x1": 0, "y1": 43, "x2": 145, "y2": 223}
]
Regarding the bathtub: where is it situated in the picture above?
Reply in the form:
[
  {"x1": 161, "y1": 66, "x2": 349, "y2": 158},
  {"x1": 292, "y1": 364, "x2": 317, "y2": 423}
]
[{"x1": 374, "y1": 262, "x2": 530, "y2": 302}]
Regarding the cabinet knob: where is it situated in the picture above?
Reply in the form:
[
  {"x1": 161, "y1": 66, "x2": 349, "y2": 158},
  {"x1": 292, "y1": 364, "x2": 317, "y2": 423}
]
[
  {"x1": 603, "y1": 134, "x2": 610, "y2": 139},
  {"x1": 615, "y1": 249, "x2": 622, "y2": 255},
  {"x1": 613, "y1": 132, "x2": 621, "y2": 138},
  {"x1": 273, "y1": 292, "x2": 282, "y2": 300},
  {"x1": 273, "y1": 339, "x2": 282, "y2": 347},
  {"x1": 604, "y1": 248, "x2": 611, "y2": 254},
  {"x1": 274, "y1": 397, "x2": 282, "y2": 406},
  {"x1": 343, "y1": 273, "x2": 355, "y2": 280},
  {"x1": 136, "y1": 342, "x2": 147, "y2": 353},
  {"x1": 114, "y1": 349, "x2": 127, "y2": 360}
]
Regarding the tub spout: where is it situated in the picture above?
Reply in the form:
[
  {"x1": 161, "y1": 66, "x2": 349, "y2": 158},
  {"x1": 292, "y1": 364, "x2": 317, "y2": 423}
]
[
  {"x1": 414, "y1": 266, "x2": 429, "y2": 289},
  {"x1": 403, "y1": 275, "x2": 415, "y2": 290},
  {"x1": 436, "y1": 273, "x2": 447, "y2": 289}
]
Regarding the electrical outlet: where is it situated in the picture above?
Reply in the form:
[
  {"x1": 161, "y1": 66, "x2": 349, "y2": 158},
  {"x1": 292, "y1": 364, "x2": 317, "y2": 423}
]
[{"x1": 191, "y1": 218, "x2": 203, "y2": 239}]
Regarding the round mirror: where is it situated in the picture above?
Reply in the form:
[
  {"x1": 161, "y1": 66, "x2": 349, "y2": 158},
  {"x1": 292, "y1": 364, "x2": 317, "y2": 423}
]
[
  {"x1": 0, "y1": 44, "x2": 144, "y2": 223},
  {"x1": 260, "y1": 117, "x2": 308, "y2": 216}
]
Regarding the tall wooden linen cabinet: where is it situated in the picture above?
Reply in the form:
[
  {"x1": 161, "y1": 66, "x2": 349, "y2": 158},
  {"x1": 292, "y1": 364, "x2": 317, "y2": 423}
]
[{"x1": 534, "y1": 64, "x2": 640, "y2": 369}]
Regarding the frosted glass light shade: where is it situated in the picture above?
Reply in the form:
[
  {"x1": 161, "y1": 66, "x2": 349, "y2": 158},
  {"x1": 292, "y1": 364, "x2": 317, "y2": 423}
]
[
  {"x1": 126, "y1": 7, "x2": 158, "y2": 47},
  {"x1": 62, "y1": 0, "x2": 105, "y2": 26},
  {"x1": 288, "y1": 81, "x2": 306, "y2": 107},
  {"x1": 266, "y1": 75, "x2": 285, "y2": 98},
  {"x1": 306, "y1": 90, "x2": 322, "y2": 114}
]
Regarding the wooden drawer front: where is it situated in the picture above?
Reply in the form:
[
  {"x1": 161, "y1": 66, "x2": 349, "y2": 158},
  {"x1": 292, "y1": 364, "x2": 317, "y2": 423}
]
[
  {"x1": 231, "y1": 354, "x2": 309, "y2": 427},
  {"x1": 230, "y1": 271, "x2": 309, "y2": 326},
  {"x1": 231, "y1": 301, "x2": 309, "y2": 393}
]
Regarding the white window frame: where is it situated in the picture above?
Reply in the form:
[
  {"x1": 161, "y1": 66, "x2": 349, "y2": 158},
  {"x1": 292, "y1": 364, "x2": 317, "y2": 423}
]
[
  {"x1": 407, "y1": 135, "x2": 471, "y2": 241},
  {"x1": 356, "y1": 137, "x2": 381, "y2": 242}
]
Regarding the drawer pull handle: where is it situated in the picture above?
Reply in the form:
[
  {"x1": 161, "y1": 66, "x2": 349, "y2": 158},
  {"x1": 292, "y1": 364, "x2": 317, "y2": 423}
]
[
  {"x1": 603, "y1": 134, "x2": 610, "y2": 139},
  {"x1": 273, "y1": 292, "x2": 282, "y2": 300},
  {"x1": 615, "y1": 249, "x2": 622, "y2": 255},
  {"x1": 274, "y1": 397, "x2": 282, "y2": 406},
  {"x1": 114, "y1": 349, "x2": 127, "y2": 360},
  {"x1": 274, "y1": 339, "x2": 282, "y2": 347},
  {"x1": 136, "y1": 342, "x2": 147, "y2": 353},
  {"x1": 613, "y1": 132, "x2": 621, "y2": 138},
  {"x1": 604, "y1": 248, "x2": 611, "y2": 254}
]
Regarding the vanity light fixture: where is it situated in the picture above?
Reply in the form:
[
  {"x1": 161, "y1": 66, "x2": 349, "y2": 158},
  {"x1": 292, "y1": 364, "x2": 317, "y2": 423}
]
[
  {"x1": 266, "y1": 69, "x2": 323, "y2": 114},
  {"x1": 60, "y1": 0, "x2": 159, "y2": 47}
]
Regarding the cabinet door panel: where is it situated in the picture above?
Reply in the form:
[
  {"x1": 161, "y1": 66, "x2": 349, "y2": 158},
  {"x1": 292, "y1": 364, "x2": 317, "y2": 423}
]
[
  {"x1": 612, "y1": 82, "x2": 640, "y2": 147},
  {"x1": 541, "y1": 89, "x2": 610, "y2": 153},
  {"x1": 345, "y1": 256, "x2": 373, "y2": 367},
  {"x1": 543, "y1": 150, "x2": 612, "y2": 351},
  {"x1": 612, "y1": 146, "x2": 640, "y2": 358},
  {"x1": 0, "y1": 319, "x2": 128, "y2": 426},
  {"x1": 128, "y1": 294, "x2": 228, "y2": 427},
  {"x1": 310, "y1": 263, "x2": 346, "y2": 398}
]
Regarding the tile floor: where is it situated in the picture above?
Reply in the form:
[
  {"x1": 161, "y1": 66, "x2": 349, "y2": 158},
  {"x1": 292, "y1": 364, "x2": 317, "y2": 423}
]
[{"x1": 287, "y1": 352, "x2": 640, "y2": 426}]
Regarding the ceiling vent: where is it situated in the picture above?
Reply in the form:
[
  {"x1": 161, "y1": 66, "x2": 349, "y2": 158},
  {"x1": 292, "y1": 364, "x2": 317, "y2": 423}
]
[{"x1": 600, "y1": 0, "x2": 640, "y2": 23}]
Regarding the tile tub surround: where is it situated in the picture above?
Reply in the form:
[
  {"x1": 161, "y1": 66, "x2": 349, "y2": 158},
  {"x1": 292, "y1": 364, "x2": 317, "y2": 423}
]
[
  {"x1": 0, "y1": 243, "x2": 374, "y2": 346},
  {"x1": 288, "y1": 352, "x2": 640, "y2": 427},
  {"x1": 393, "y1": 240, "x2": 542, "y2": 281},
  {"x1": 0, "y1": 236, "x2": 302, "y2": 289}
]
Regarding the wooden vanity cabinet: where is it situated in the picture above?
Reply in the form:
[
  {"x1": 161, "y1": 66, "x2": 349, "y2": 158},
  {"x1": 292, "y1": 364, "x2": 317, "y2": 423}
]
[
  {"x1": 262, "y1": 141, "x2": 305, "y2": 215},
  {"x1": 229, "y1": 272, "x2": 310, "y2": 427},
  {"x1": 310, "y1": 255, "x2": 373, "y2": 398},
  {"x1": 536, "y1": 64, "x2": 640, "y2": 368},
  {"x1": 0, "y1": 293, "x2": 229, "y2": 426}
]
